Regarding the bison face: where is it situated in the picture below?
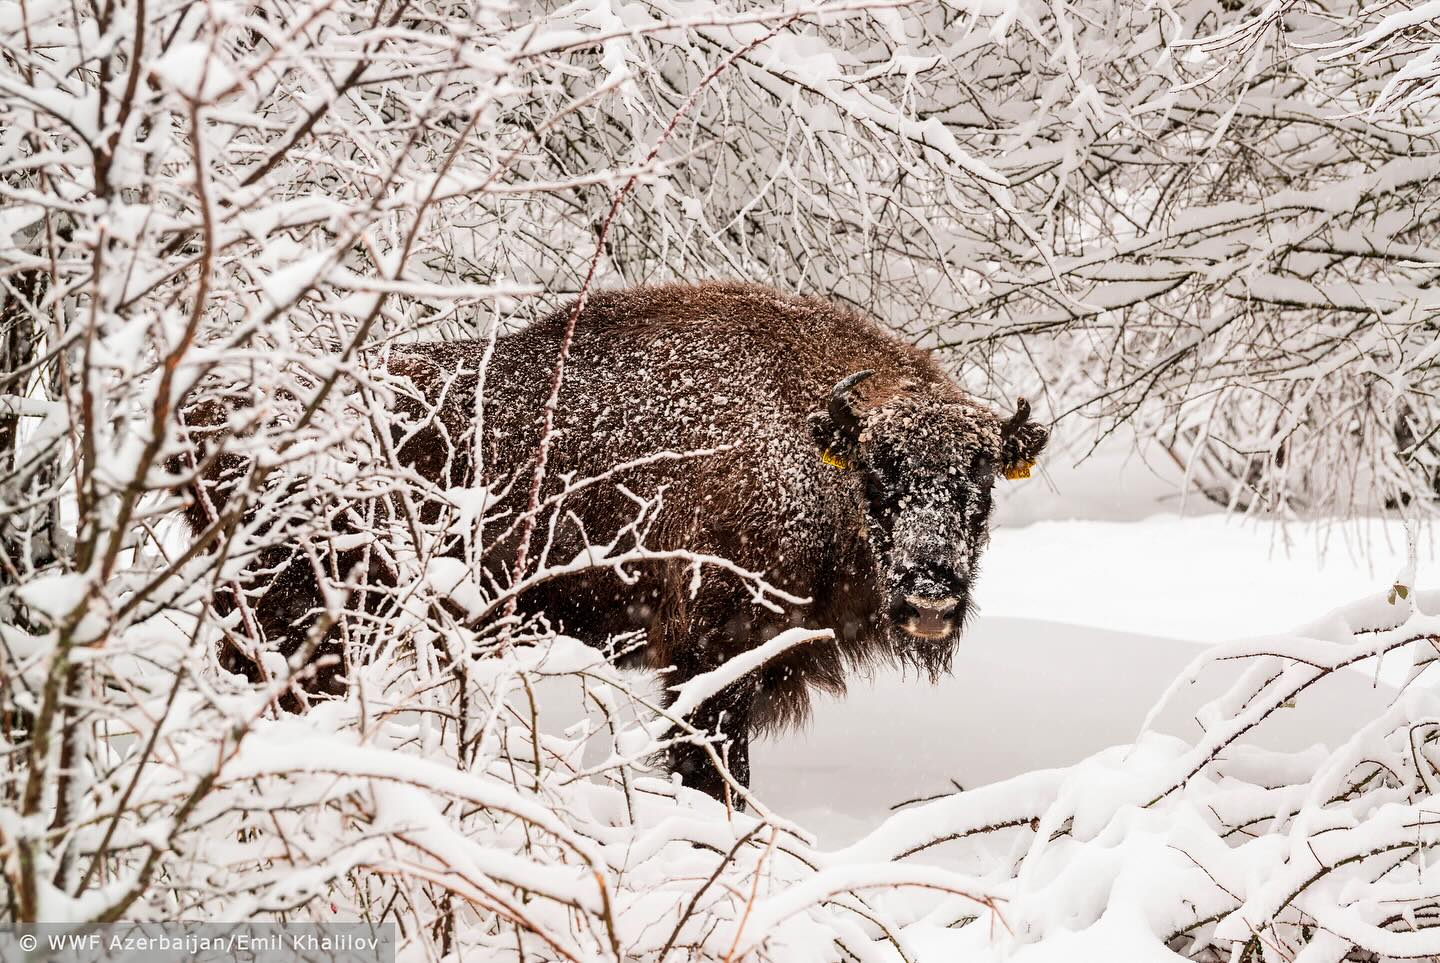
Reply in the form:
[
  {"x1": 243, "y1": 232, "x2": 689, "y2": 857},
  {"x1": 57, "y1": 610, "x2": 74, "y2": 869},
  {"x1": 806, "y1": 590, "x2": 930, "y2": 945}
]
[{"x1": 811, "y1": 371, "x2": 1049, "y2": 658}]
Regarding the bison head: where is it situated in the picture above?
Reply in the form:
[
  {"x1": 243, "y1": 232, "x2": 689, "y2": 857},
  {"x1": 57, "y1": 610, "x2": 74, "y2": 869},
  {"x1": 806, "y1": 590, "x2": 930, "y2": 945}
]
[{"x1": 810, "y1": 370, "x2": 1049, "y2": 661}]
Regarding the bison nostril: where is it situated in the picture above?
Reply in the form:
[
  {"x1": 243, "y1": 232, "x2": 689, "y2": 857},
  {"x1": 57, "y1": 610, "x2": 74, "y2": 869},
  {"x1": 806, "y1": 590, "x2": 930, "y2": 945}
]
[{"x1": 891, "y1": 594, "x2": 961, "y2": 641}]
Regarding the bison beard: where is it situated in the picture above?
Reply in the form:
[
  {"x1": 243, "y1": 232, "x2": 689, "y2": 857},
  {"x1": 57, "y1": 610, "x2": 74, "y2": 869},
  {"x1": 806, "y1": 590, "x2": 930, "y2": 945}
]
[{"x1": 177, "y1": 281, "x2": 1048, "y2": 802}]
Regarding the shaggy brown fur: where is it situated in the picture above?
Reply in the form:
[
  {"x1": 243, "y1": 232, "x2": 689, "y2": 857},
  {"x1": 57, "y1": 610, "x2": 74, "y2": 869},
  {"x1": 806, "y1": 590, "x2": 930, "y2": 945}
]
[{"x1": 178, "y1": 281, "x2": 1047, "y2": 799}]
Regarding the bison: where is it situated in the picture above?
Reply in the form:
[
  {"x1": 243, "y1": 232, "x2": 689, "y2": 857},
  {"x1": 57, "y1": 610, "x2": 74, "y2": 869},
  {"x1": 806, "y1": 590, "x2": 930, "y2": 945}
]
[{"x1": 180, "y1": 281, "x2": 1048, "y2": 800}]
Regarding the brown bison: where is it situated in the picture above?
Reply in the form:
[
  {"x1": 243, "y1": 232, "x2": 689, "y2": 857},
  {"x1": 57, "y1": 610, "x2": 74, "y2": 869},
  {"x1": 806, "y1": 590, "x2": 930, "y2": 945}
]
[{"x1": 180, "y1": 281, "x2": 1047, "y2": 800}]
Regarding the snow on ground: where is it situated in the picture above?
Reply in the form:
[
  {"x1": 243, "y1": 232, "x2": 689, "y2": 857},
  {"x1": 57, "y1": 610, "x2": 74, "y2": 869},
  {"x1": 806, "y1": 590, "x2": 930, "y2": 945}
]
[
  {"x1": 750, "y1": 607, "x2": 1399, "y2": 848},
  {"x1": 982, "y1": 513, "x2": 1427, "y2": 642}
]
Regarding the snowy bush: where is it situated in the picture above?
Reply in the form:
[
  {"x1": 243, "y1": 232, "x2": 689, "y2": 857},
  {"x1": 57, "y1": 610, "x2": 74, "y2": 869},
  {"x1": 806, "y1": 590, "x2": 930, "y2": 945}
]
[
  {"x1": 5, "y1": 609, "x2": 1013, "y2": 956},
  {"x1": 827, "y1": 585, "x2": 1440, "y2": 963},
  {"x1": 6, "y1": 0, "x2": 1436, "y2": 516}
]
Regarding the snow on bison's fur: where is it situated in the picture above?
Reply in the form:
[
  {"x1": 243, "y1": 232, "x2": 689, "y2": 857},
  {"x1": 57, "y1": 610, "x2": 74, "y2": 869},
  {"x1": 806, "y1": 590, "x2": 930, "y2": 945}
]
[{"x1": 180, "y1": 281, "x2": 1048, "y2": 800}]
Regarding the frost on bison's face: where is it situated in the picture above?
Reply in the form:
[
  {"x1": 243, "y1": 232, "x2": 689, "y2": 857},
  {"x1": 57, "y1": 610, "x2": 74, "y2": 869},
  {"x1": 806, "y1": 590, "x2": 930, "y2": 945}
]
[{"x1": 810, "y1": 371, "x2": 1049, "y2": 674}]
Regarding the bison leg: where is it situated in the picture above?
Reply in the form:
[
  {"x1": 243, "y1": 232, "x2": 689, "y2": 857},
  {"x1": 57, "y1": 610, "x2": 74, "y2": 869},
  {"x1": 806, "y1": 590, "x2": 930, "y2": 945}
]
[{"x1": 667, "y1": 677, "x2": 754, "y2": 804}]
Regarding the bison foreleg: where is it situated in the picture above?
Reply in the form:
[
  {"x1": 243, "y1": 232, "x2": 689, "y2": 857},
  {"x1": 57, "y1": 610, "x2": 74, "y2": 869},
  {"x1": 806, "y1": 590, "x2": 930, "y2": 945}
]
[{"x1": 667, "y1": 676, "x2": 754, "y2": 805}]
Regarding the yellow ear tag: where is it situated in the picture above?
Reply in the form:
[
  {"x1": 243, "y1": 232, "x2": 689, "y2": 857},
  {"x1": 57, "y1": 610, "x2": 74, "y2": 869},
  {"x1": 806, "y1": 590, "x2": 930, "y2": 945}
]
[
  {"x1": 1003, "y1": 459, "x2": 1035, "y2": 481},
  {"x1": 821, "y1": 449, "x2": 850, "y2": 471}
]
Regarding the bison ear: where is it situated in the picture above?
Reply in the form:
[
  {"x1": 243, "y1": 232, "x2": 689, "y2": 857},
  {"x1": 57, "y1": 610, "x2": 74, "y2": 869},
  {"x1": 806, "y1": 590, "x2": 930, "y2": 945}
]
[
  {"x1": 807, "y1": 411, "x2": 847, "y2": 464},
  {"x1": 808, "y1": 411, "x2": 861, "y2": 471},
  {"x1": 809, "y1": 370, "x2": 875, "y2": 470},
  {"x1": 999, "y1": 397, "x2": 1048, "y2": 480}
]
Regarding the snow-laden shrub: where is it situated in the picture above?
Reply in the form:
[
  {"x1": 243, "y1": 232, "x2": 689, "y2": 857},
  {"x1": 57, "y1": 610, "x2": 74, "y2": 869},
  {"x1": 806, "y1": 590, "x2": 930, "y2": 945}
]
[
  {"x1": 837, "y1": 585, "x2": 1440, "y2": 962},
  {"x1": 5, "y1": 599, "x2": 1011, "y2": 957},
  {"x1": 5, "y1": 0, "x2": 1439, "y2": 521}
]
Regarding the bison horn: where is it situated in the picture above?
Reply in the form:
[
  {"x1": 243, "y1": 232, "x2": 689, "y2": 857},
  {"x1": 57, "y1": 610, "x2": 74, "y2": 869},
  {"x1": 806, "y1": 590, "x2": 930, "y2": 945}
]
[
  {"x1": 1003, "y1": 397, "x2": 1031, "y2": 434},
  {"x1": 829, "y1": 370, "x2": 875, "y2": 437}
]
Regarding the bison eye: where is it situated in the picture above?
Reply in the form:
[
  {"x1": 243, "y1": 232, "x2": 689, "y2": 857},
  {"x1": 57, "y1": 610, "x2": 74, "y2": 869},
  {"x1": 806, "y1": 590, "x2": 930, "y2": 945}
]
[{"x1": 862, "y1": 470, "x2": 901, "y2": 521}]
